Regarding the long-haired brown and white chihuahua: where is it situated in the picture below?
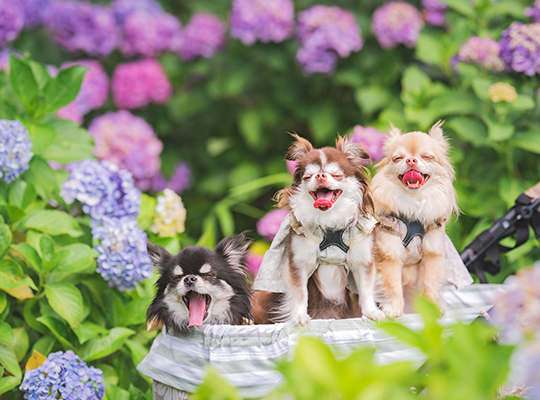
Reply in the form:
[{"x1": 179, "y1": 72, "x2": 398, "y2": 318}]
[
  {"x1": 253, "y1": 134, "x2": 385, "y2": 324},
  {"x1": 371, "y1": 121, "x2": 458, "y2": 317}
]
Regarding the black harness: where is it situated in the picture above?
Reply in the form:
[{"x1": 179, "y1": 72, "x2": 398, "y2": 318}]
[
  {"x1": 319, "y1": 228, "x2": 349, "y2": 253},
  {"x1": 394, "y1": 215, "x2": 426, "y2": 248}
]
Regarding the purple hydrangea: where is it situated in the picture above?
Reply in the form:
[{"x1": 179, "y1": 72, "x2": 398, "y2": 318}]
[
  {"x1": 371, "y1": 1, "x2": 424, "y2": 49},
  {"x1": 20, "y1": 0, "x2": 51, "y2": 28},
  {"x1": 20, "y1": 350, "x2": 104, "y2": 400},
  {"x1": 112, "y1": 59, "x2": 172, "y2": 110},
  {"x1": 57, "y1": 60, "x2": 109, "y2": 124},
  {"x1": 92, "y1": 216, "x2": 153, "y2": 291},
  {"x1": 0, "y1": 0, "x2": 24, "y2": 47},
  {"x1": 0, "y1": 120, "x2": 33, "y2": 184},
  {"x1": 525, "y1": 0, "x2": 540, "y2": 23},
  {"x1": 88, "y1": 111, "x2": 163, "y2": 191},
  {"x1": 499, "y1": 22, "x2": 540, "y2": 76},
  {"x1": 112, "y1": 0, "x2": 163, "y2": 24},
  {"x1": 150, "y1": 162, "x2": 191, "y2": 194},
  {"x1": 45, "y1": 1, "x2": 118, "y2": 56},
  {"x1": 60, "y1": 159, "x2": 141, "y2": 220},
  {"x1": 456, "y1": 36, "x2": 504, "y2": 72},
  {"x1": 489, "y1": 262, "x2": 540, "y2": 343},
  {"x1": 348, "y1": 125, "x2": 386, "y2": 163},
  {"x1": 176, "y1": 12, "x2": 226, "y2": 61},
  {"x1": 118, "y1": 10, "x2": 180, "y2": 58},
  {"x1": 509, "y1": 339, "x2": 540, "y2": 399},
  {"x1": 230, "y1": 0, "x2": 295, "y2": 45},
  {"x1": 257, "y1": 209, "x2": 288, "y2": 241},
  {"x1": 421, "y1": 0, "x2": 447, "y2": 26},
  {"x1": 296, "y1": 5, "x2": 363, "y2": 74}
]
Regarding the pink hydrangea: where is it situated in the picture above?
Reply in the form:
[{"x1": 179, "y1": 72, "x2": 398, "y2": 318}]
[
  {"x1": 257, "y1": 209, "x2": 288, "y2": 241},
  {"x1": 371, "y1": 1, "x2": 424, "y2": 49},
  {"x1": 57, "y1": 60, "x2": 109, "y2": 124},
  {"x1": 246, "y1": 252, "x2": 263, "y2": 276},
  {"x1": 457, "y1": 36, "x2": 504, "y2": 72},
  {"x1": 176, "y1": 12, "x2": 226, "y2": 61},
  {"x1": 348, "y1": 125, "x2": 386, "y2": 163},
  {"x1": 88, "y1": 110, "x2": 163, "y2": 191},
  {"x1": 150, "y1": 162, "x2": 191, "y2": 194},
  {"x1": 112, "y1": 59, "x2": 172, "y2": 109}
]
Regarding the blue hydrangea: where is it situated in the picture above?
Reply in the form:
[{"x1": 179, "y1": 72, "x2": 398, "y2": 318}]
[
  {"x1": 60, "y1": 159, "x2": 141, "y2": 220},
  {"x1": 0, "y1": 119, "x2": 33, "y2": 184},
  {"x1": 20, "y1": 350, "x2": 104, "y2": 400},
  {"x1": 92, "y1": 216, "x2": 153, "y2": 291}
]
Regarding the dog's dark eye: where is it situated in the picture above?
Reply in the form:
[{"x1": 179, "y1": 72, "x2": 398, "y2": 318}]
[
  {"x1": 331, "y1": 174, "x2": 343, "y2": 181},
  {"x1": 421, "y1": 155, "x2": 434, "y2": 161},
  {"x1": 302, "y1": 175, "x2": 312, "y2": 181},
  {"x1": 171, "y1": 275, "x2": 183, "y2": 284},
  {"x1": 392, "y1": 156, "x2": 404, "y2": 163},
  {"x1": 201, "y1": 273, "x2": 215, "y2": 278}
]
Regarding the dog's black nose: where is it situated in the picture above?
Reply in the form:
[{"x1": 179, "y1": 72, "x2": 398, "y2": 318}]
[{"x1": 184, "y1": 275, "x2": 197, "y2": 286}]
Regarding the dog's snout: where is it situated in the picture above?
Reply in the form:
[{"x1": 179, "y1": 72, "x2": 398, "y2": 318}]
[
  {"x1": 406, "y1": 158, "x2": 418, "y2": 166},
  {"x1": 315, "y1": 173, "x2": 327, "y2": 183},
  {"x1": 184, "y1": 275, "x2": 197, "y2": 286}
]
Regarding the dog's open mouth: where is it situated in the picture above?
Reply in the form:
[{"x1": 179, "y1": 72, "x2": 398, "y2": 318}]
[
  {"x1": 310, "y1": 187, "x2": 343, "y2": 211},
  {"x1": 399, "y1": 170, "x2": 430, "y2": 190},
  {"x1": 183, "y1": 291, "x2": 211, "y2": 327}
]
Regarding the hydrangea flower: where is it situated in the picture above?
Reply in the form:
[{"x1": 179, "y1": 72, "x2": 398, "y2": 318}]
[
  {"x1": 112, "y1": 0, "x2": 163, "y2": 24},
  {"x1": 45, "y1": 1, "x2": 118, "y2": 56},
  {"x1": 92, "y1": 216, "x2": 153, "y2": 291},
  {"x1": 20, "y1": 350, "x2": 104, "y2": 400},
  {"x1": 57, "y1": 60, "x2": 109, "y2": 124},
  {"x1": 488, "y1": 82, "x2": 517, "y2": 103},
  {"x1": 20, "y1": 0, "x2": 51, "y2": 28},
  {"x1": 456, "y1": 36, "x2": 505, "y2": 72},
  {"x1": 421, "y1": 0, "x2": 447, "y2": 26},
  {"x1": 246, "y1": 252, "x2": 263, "y2": 276},
  {"x1": 118, "y1": 9, "x2": 180, "y2": 58},
  {"x1": 150, "y1": 162, "x2": 191, "y2": 194},
  {"x1": 489, "y1": 262, "x2": 540, "y2": 343},
  {"x1": 257, "y1": 209, "x2": 288, "y2": 241},
  {"x1": 0, "y1": 0, "x2": 24, "y2": 47},
  {"x1": 296, "y1": 5, "x2": 363, "y2": 74},
  {"x1": 230, "y1": 0, "x2": 295, "y2": 45},
  {"x1": 348, "y1": 125, "x2": 386, "y2": 163},
  {"x1": 112, "y1": 59, "x2": 172, "y2": 109},
  {"x1": 88, "y1": 111, "x2": 163, "y2": 191},
  {"x1": 525, "y1": 0, "x2": 540, "y2": 23},
  {"x1": 60, "y1": 159, "x2": 141, "y2": 220},
  {"x1": 509, "y1": 339, "x2": 540, "y2": 399},
  {"x1": 371, "y1": 1, "x2": 424, "y2": 49},
  {"x1": 499, "y1": 22, "x2": 540, "y2": 76},
  {"x1": 0, "y1": 120, "x2": 33, "y2": 184},
  {"x1": 150, "y1": 188, "x2": 186, "y2": 237},
  {"x1": 176, "y1": 12, "x2": 226, "y2": 61}
]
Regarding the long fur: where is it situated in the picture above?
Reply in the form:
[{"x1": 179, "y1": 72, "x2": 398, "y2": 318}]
[
  {"x1": 146, "y1": 233, "x2": 253, "y2": 335},
  {"x1": 256, "y1": 134, "x2": 384, "y2": 324},
  {"x1": 371, "y1": 121, "x2": 458, "y2": 317}
]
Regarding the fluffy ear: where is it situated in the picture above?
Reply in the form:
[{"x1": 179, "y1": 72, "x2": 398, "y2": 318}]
[
  {"x1": 335, "y1": 135, "x2": 370, "y2": 162},
  {"x1": 429, "y1": 120, "x2": 449, "y2": 150},
  {"x1": 285, "y1": 133, "x2": 313, "y2": 161},
  {"x1": 387, "y1": 121, "x2": 402, "y2": 139},
  {"x1": 215, "y1": 232, "x2": 251, "y2": 275},
  {"x1": 147, "y1": 242, "x2": 172, "y2": 271}
]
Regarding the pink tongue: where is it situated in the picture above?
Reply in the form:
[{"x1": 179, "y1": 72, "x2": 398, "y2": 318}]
[
  {"x1": 402, "y1": 170, "x2": 423, "y2": 186},
  {"x1": 314, "y1": 199, "x2": 332, "y2": 209},
  {"x1": 188, "y1": 293, "x2": 207, "y2": 327}
]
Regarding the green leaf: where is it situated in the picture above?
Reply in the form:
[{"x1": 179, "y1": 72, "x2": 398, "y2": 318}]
[
  {"x1": 125, "y1": 339, "x2": 148, "y2": 366},
  {"x1": 379, "y1": 322, "x2": 423, "y2": 349},
  {"x1": 32, "y1": 335, "x2": 56, "y2": 356},
  {"x1": 35, "y1": 315, "x2": 74, "y2": 350},
  {"x1": 11, "y1": 243, "x2": 43, "y2": 274},
  {"x1": 12, "y1": 327, "x2": 29, "y2": 362},
  {"x1": 73, "y1": 322, "x2": 109, "y2": 345},
  {"x1": 238, "y1": 109, "x2": 262, "y2": 150},
  {"x1": 45, "y1": 243, "x2": 98, "y2": 278},
  {"x1": 0, "y1": 292, "x2": 6, "y2": 315},
  {"x1": 0, "y1": 322, "x2": 14, "y2": 347},
  {"x1": 18, "y1": 210, "x2": 82, "y2": 237},
  {"x1": 105, "y1": 384, "x2": 131, "y2": 400},
  {"x1": 439, "y1": 0, "x2": 476, "y2": 17},
  {"x1": 511, "y1": 130, "x2": 540, "y2": 154},
  {"x1": 446, "y1": 117, "x2": 488, "y2": 147},
  {"x1": 28, "y1": 60, "x2": 51, "y2": 90},
  {"x1": 484, "y1": 119, "x2": 514, "y2": 142},
  {"x1": 0, "y1": 259, "x2": 37, "y2": 291},
  {"x1": 9, "y1": 55, "x2": 39, "y2": 111},
  {"x1": 471, "y1": 78, "x2": 492, "y2": 101},
  {"x1": 22, "y1": 157, "x2": 57, "y2": 200},
  {"x1": 0, "y1": 343, "x2": 21, "y2": 378},
  {"x1": 42, "y1": 65, "x2": 87, "y2": 114},
  {"x1": 214, "y1": 202, "x2": 235, "y2": 236},
  {"x1": 401, "y1": 66, "x2": 432, "y2": 107},
  {"x1": 8, "y1": 180, "x2": 36, "y2": 210},
  {"x1": 26, "y1": 124, "x2": 57, "y2": 154},
  {"x1": 0, "y1": 224, "x2": 12, "y2": 259},
  {"x1": 354, "y1": 85, "x2": 391, "y2": 116},
  {"x1": 309, "y1": 103, "x2": 338, "y2": 144},
  {"x1": 429, "y1": 92, "x2": 481, "y2": 118},
  {"x1": 40, "y1": 120, "x2": 95, "y2": 164},
  {"x1": 0, "y1": 376, "x2": 21, "y2": 395},
  {"x1": 416, "y1": 33, "x2": 445, "y2": 68},
  {"x1": 511, "y1": 95, "x2": 535, "y2": 111},
  {"x1": 79, "y1": 327, "x2": 135, "y2": 361},
  {"x1": 193, "y1": 367, "x2": 242, "y2": 400},
  {"x1": 44, "y1": 283, "x2": 84, "y2": 329}
]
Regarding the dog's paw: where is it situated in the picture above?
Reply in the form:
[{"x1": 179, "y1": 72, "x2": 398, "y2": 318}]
[
  {"x1": 381, "y1": 304, "x2": 404, "y2": 319},
  {"x1": 363, "y1": 308, "x2": 386, "y2": 322},
  {"x1": 291, "y1": 313, "x2": 311, "y2": 326}
]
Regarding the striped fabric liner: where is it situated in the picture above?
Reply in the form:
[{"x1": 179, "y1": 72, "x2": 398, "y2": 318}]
[{"x1": 138, "y1": 284, "x2": 506, "y2": 399}]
